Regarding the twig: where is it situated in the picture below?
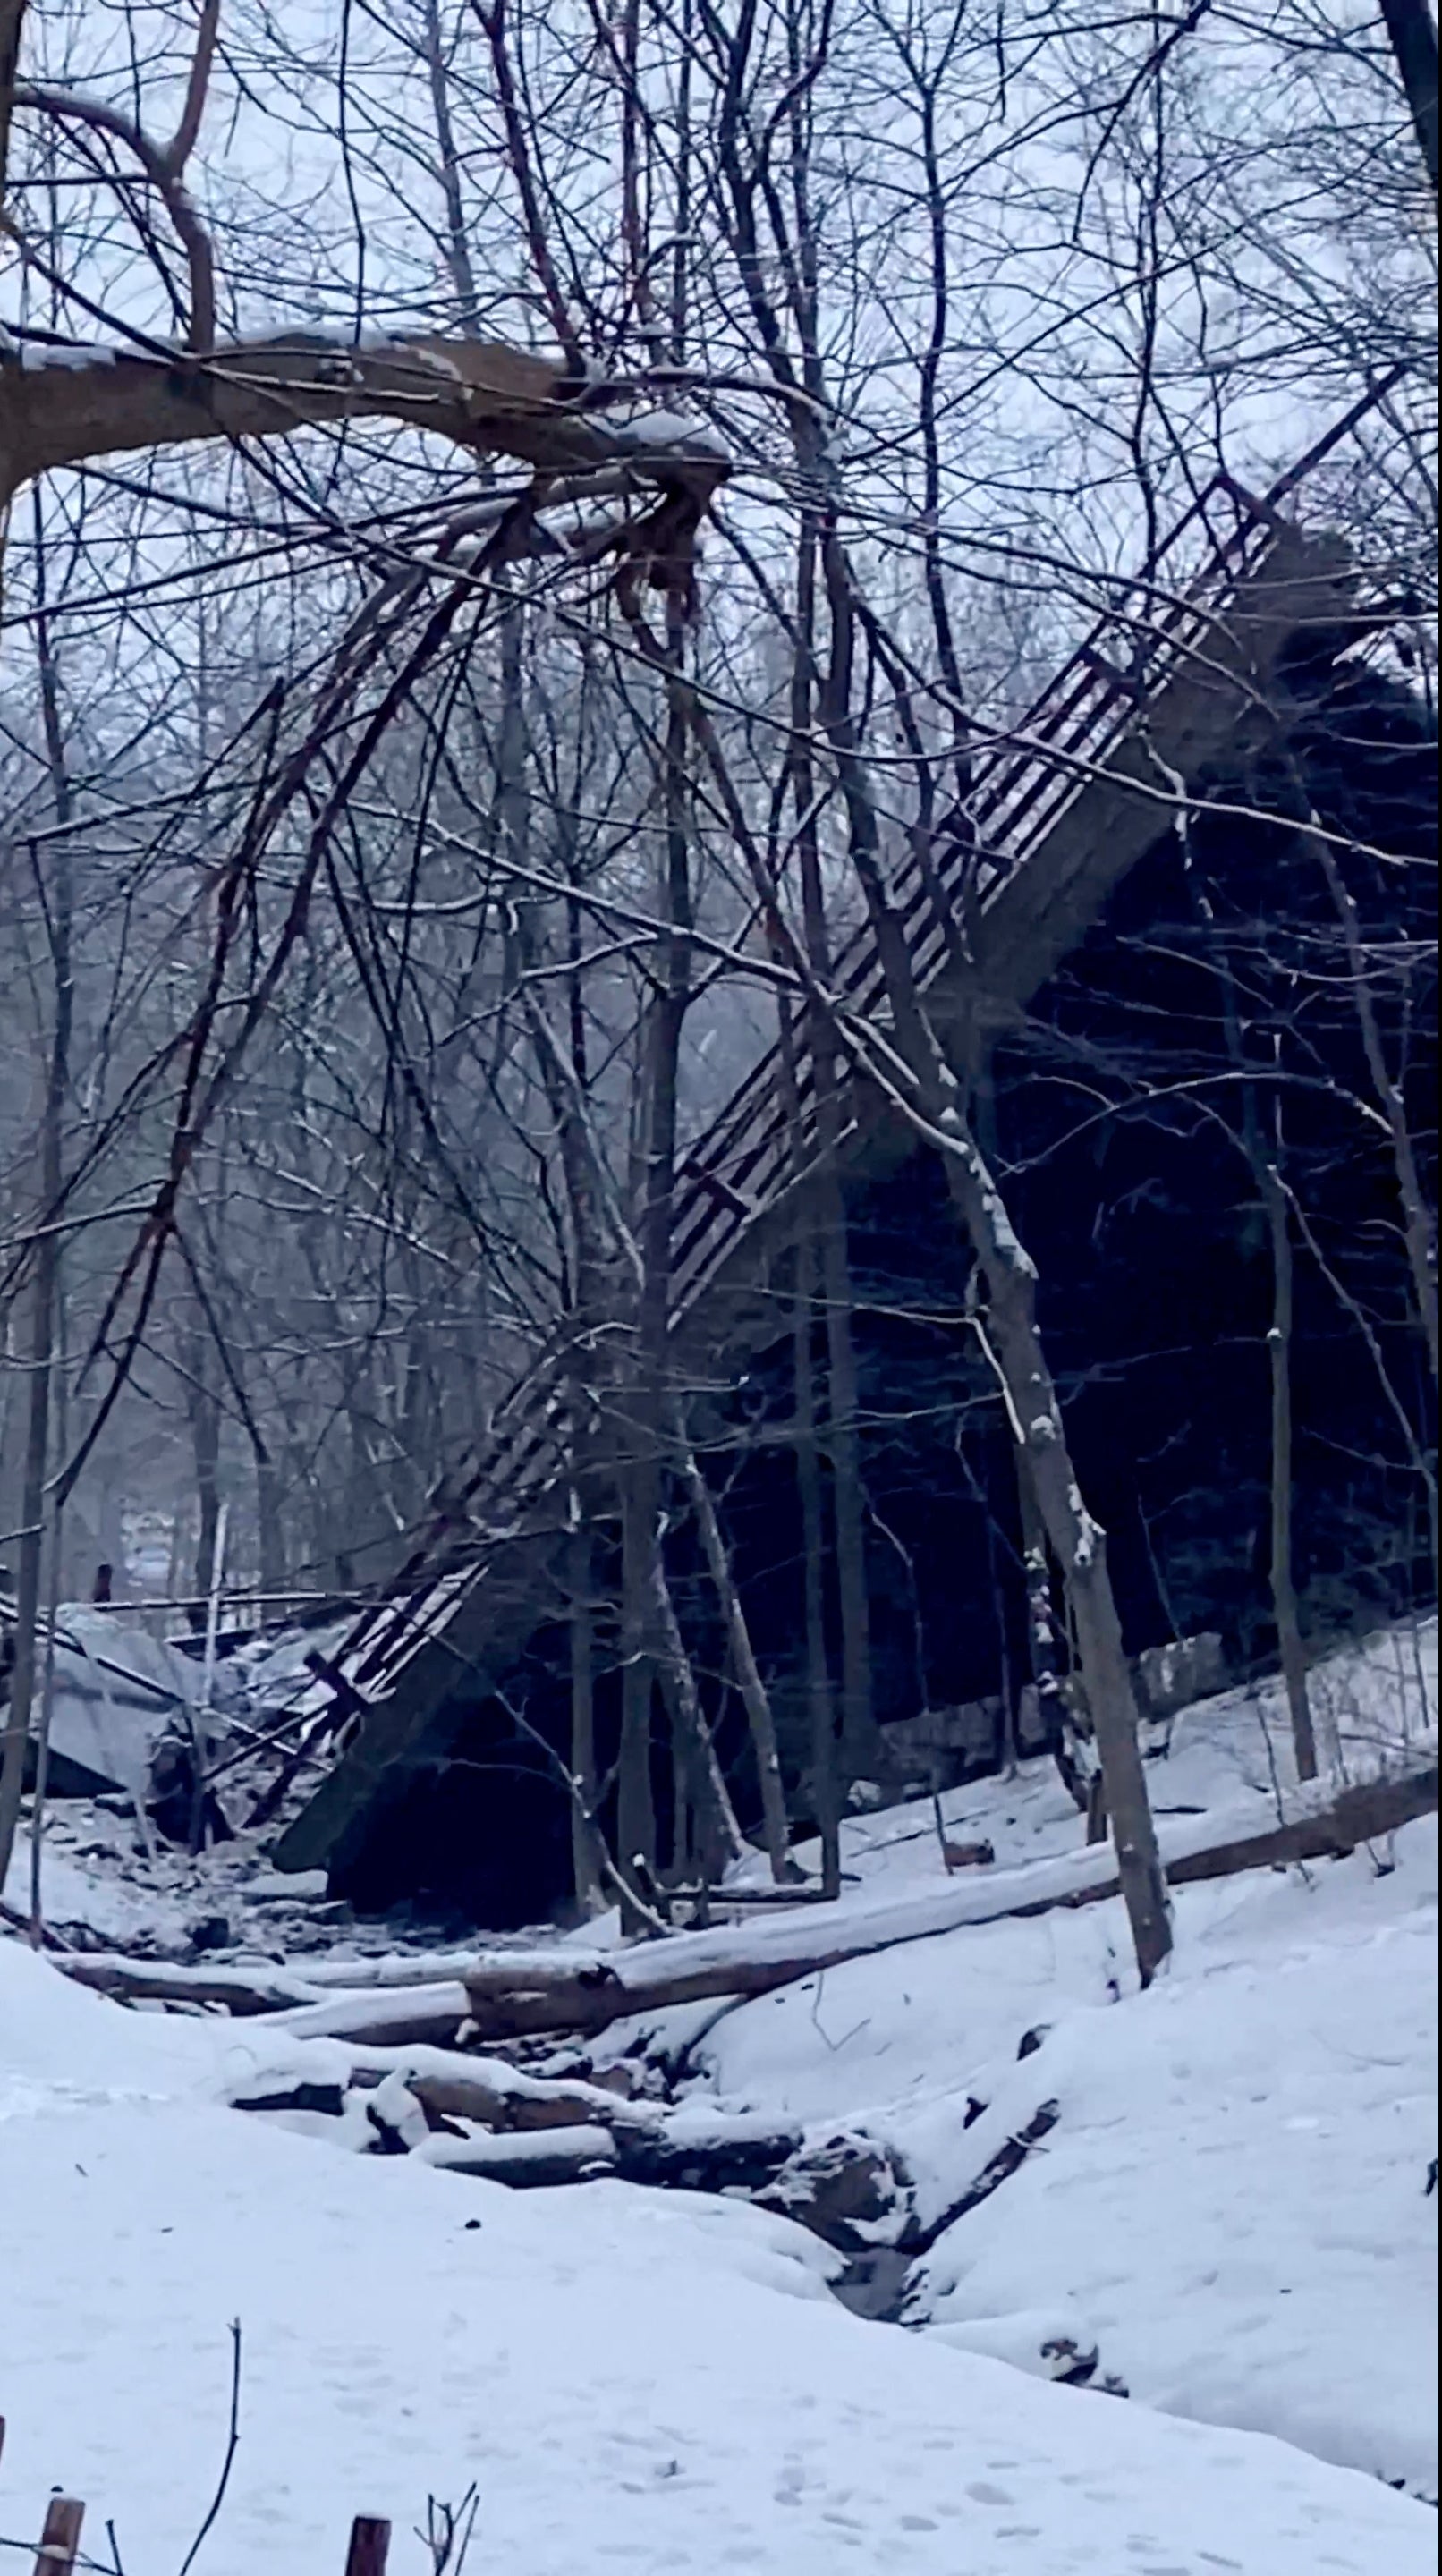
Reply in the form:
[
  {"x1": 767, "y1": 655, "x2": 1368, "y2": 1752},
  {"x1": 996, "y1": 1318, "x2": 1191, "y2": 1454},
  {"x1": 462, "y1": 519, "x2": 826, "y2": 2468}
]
[
  {"x1": 175, "y1": 2321, "x2": 242, "y2": 2576},
  {"x1": 418, "y1": 2490, "x2": 479, "y2": 2573}
]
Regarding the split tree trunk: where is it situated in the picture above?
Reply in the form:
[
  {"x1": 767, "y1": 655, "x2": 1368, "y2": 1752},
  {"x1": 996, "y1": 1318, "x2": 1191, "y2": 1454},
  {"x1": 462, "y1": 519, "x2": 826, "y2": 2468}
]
[{"x1": 680, "y1": 1443, "x2": 793, "y2": 1880}]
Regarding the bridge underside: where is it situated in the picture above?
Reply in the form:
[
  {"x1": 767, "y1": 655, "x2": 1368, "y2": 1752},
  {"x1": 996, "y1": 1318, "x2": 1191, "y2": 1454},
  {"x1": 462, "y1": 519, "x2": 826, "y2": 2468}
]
[{"x1": 272, "y1": 516, "x2": 1408, "y2": 1894}]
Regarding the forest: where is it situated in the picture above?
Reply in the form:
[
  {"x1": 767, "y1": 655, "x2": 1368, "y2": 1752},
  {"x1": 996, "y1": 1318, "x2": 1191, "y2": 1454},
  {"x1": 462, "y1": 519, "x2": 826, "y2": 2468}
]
[
  {"x1": 0, "y1": 8, "x2": 1438, "y2": 2570},
  {"x1": 0, "y1": 0, "x2": 1436, "y2": 1986}
]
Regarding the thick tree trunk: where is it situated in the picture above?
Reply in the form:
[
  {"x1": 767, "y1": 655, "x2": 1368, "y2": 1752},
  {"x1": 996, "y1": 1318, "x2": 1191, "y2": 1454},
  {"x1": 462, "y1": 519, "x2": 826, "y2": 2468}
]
[
  {"x1": 1379, "y1": 0, "x2": 1440, "y2": 197},
  {"x1": 0, "y1": 329, "x2": 727, "y2": 515},
  {"x1": 940, "y1": 1130, "x2": 1172, "y2": 1982}
]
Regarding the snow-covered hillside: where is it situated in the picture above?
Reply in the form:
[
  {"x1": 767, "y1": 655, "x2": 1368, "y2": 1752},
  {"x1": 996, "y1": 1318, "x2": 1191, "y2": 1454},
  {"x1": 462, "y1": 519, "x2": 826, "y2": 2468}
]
[
  {"x1": 0, "y1": 1618, "x2": 1436, "y2": 2570},
  {"x1": 690, "y1": 1821, "x2": 1438, "y2": 2496}
]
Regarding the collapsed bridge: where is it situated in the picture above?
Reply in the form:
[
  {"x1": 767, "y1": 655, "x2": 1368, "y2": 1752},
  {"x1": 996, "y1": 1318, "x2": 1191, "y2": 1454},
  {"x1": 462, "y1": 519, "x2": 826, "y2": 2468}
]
[{"x1": 264, "y1": 430, "x2": 1422, "y2": 1902}]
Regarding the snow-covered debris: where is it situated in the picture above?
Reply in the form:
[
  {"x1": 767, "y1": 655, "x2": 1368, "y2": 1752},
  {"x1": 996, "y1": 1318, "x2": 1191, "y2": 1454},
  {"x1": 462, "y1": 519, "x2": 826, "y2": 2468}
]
[
  {"x1": 608, "y1": 408, "x2": 730, "y2": 459},
  {"x1": 230, "y1": 1612, "x2": 360, "y2": 1718},
  {"x1": 11, "y1": 1604, "x2": 198, "y2": 1802}
]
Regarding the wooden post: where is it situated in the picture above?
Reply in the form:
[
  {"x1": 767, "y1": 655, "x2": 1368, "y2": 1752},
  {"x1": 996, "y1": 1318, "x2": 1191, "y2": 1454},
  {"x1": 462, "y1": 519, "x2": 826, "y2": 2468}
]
[
  {"x1": 344, "y1": 2516, "x2": 391, "y2": 2574},
  {"x1": 33, "y1": 2497, "x2": 85, "y2": 2574}
]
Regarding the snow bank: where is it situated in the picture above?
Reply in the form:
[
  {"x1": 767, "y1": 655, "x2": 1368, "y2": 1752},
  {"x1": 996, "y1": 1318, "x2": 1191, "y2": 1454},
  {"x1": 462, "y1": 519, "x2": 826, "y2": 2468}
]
[
  {"x1": 692, "y1": 1816, "x2": 1439, "y2": 2499},
  {"x1": 1, "y1": 1937, "x2": 1432, "y2": 2572}
]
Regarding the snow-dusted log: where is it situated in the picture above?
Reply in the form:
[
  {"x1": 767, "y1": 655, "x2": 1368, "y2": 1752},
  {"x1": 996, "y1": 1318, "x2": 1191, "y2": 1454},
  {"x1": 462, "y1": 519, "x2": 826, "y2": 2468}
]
[
  {"x1": 264, "y1": 1981, "x2": 474, "y2": 2047},
  {"x1": 45, "y1": 1758, "x2": 1437, "y2": 2042},
  {"x1": 343, "y1": 2046, "x2": 643, "y2": 2134},
  {"x1": 414, "y1": 2123, "x2": 618, "y2": 2184},
  {"x1": 449, "y1": 1760, "x2": 1438, "y2": 2042},
  {"x1": 0, "y1": 332, "x2": 728, "y2": 511},
  {"x1": 55, "y1": 1954, "x2": 329, "y2": 2013}
]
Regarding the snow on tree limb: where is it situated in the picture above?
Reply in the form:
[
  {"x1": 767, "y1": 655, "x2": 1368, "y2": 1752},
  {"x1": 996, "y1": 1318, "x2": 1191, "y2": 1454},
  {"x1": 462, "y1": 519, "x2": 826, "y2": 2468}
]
[{"x1": 0, "y1": 328, "x2": 731, "y2": 513}]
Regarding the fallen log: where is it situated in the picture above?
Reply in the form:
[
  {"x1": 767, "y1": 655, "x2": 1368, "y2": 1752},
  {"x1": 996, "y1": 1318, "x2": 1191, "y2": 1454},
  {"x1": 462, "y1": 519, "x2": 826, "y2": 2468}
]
[
  {"x1": 264, "y1": 1982, "x2": 472, "y2": 2048},
  {"x1": 223, "y1": 2033, "x2": 649, "y2": 2136},
  {"x1": 55, "y1": 1955, "x2": 328, "y2": 2014},
  {"x1": 290, "y1": 1951, "x2": 510, "y2": 1990},
  {"x1": 45, "y1": 1760, "x2": 1437, "y2": 2047},
  {"x1": 413, "y1": 2123, "x2": 618, "y2": 2185},
  {"x1": 352, "y1": 2047, "x2": 648, "y2": 2136},
  {"x1": 608, "y1": 2110, "x2": 803, "y2": 2196},
  {"x1": 1144, "y1": 1763, "x2": 1438, "y2": 1891},
  {"x1": 453, "y1": 1762, "x2": 1438, "y2": 2045}
]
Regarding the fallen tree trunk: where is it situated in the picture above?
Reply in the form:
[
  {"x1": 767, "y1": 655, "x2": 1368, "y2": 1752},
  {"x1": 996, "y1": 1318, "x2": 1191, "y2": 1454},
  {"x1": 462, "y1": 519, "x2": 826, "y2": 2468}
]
[
  {"x1": 266, "y1": 1982, "x2": 473, "y2": 2047},
  {"x1": 48, "y1": 1956, "x2": 475, "y2": 2043},
  {"x1": 414, "y1": 2123, "x2": 619, "y2": 2186},
  {"x1": 1131, "y1": 1762, "x2": 1438, "y2": 1894},
  {"x1": 41, "y1": 1760, "x2": 1437, "y2": 2044},
  {"x1": 452, "y1": 1763, "x2": 1438, "y2": 2044},
  {"x1": 55, "y1": 1955, "x2": 329, "y2": 2013},
  {"x1": 337, "y1": 2045, "x2": 647, "y2": 2134}
]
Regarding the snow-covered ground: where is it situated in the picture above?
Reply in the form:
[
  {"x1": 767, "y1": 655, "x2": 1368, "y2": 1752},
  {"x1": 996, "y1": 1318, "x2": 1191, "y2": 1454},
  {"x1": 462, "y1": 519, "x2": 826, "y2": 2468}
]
[
  {"x1": 690, "y1": 1822, "x2": 1438, "y2": 2497},
  {"x1": 0, "y1": 1941, "x2": 1432, "y2": 2576},
  {"x1": 0, "y1": 1615, "x2": 1435, "y2": 2568}
]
